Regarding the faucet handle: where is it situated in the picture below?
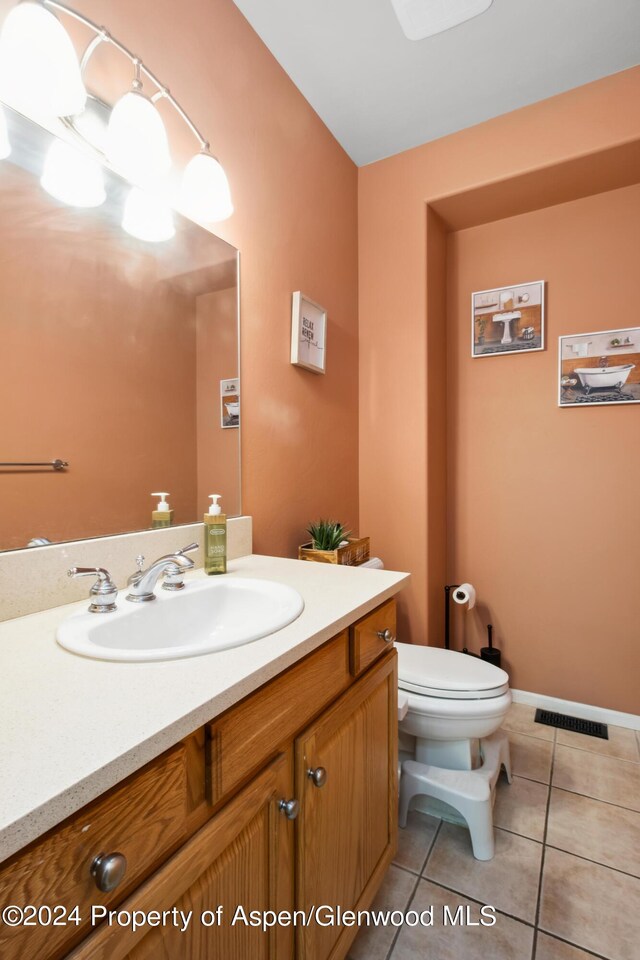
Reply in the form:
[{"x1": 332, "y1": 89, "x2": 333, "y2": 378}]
[
  {"x1": 176, "y1": 542, "x2": 198, "y2": 556},
  {"x1": 135, "y1": 554, "x2": 145, "y2": 570},
  {"x1": 162, "y1": 544, "x2": 198, "y2": 592},
  {"x1": 68, "y1": 566, "x2": 118, "y2": 614}
]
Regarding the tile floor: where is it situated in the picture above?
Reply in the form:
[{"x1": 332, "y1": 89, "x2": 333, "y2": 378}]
[{"x1": 348, "y1": 704, "x2": 640, "y2": 960}]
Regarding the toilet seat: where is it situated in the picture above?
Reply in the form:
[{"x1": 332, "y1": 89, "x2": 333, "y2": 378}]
[{"x1": 396, "y1": 642, "x2": 509, "y2": 700}]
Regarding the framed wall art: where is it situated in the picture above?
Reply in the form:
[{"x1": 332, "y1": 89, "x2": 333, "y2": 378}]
[
  {"x1": 558, "y1": 328, "x2": 639, "y2": 407},
  {"x1": 291, "y1": 291, "x2": 327, "y2": 374},
  {"x1": 220, "y1": 378, "x2": 240, "y2": 428},
  {"x1": 472, "y1": 280, "x2": 545, "y2": 357}
]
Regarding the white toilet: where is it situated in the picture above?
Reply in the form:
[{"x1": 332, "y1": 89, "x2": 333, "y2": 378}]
[{"x1": 396, "y1": 641, "x2": 512, "y2": 860}]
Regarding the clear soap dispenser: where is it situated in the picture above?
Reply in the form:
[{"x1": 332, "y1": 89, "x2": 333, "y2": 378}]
[{"x1": 204, "y1": 494, "x2": 227, "y2": 574}]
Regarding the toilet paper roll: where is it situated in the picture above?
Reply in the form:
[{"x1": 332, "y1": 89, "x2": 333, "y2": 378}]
[
  {"x1": 359, "y1": 557, "x2": 384, "y2": 569},
  {"x1": 452, "y1": 582, "x2": 476, "y2": 610}
]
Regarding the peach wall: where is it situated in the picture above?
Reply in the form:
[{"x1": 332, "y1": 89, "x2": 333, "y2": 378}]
[
  {"x1": 359, "y1": 67, "x2": 640, "y2": 712},
  {"x1": 46, "y1": 0, "x2": 360, "y2": 557},
  {"x1": 447, "y1": 185, "x2": 640, "y2": 715}
]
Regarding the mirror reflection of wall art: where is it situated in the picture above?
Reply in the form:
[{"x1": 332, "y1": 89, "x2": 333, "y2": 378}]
[
  {"x1": 291, "y1": 292, "x2": 327, "y2": 374},
  {"x1": 220, "y1": 378, "x2": 240, "y2": 428},
  {"x1": 559, "y1": 328, "x2": 640, "y2": 407},
  {"x1": 472, "y1": 280, "x2": 545, "y2": 357}
]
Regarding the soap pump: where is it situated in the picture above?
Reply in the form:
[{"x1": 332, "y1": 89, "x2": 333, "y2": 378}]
[
  {"x1": 204, "y1": 494, "x2": 227, "y2": 575},
  {"x1": 151, "y1": 492, "x2": 173, "y2": 529}
]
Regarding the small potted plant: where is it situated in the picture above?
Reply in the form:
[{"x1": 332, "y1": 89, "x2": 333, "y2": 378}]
[{"x1": 299, "y1": 519, "x2": 370, "y2": 566}]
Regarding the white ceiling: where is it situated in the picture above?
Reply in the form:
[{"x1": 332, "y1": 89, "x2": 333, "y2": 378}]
[{"x1": 231, "y1": 0, "x2": 640, "y2": 166}]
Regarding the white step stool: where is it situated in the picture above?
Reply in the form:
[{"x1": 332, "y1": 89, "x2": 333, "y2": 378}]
[{"x1": 398, "y1": 729, "x2": 512, "y2": 860}]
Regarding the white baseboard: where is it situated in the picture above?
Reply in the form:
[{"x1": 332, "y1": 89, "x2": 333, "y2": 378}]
[{"x1": 511, "y1": 688, "x2": 640, "y2": 732}]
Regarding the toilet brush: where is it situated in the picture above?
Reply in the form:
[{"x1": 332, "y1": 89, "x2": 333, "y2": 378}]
[{"x1": 480, "y1": 624, "x2": 501, "y2": 668}]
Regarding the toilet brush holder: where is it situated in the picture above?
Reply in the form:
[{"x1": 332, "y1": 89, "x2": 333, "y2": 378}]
[{"x1": 480, "y1": 624, "x2": 501, "y2": 668}]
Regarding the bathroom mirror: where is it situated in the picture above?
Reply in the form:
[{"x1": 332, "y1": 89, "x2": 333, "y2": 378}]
[{"x1": 0, "y1": 105, "x2": 240, "y2": 551}]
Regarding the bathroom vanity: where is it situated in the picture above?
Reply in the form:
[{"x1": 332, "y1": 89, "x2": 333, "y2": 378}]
[{"x1": 0, "y1": 556, "x2": 408, "y2": 960}]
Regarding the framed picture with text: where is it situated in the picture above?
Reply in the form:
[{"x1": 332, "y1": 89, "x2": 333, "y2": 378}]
[{"x1": 291, "y1": 291, "x2": 327, "y2": 374}]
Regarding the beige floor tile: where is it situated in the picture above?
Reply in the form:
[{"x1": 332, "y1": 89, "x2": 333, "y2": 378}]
[
  {"x1": 502, "y1": 703, "x2": 555, "y2": 742},
  {"x1": 348, "y1": 864, "x2": 417, "y2": 960},
  {"x1": 556, "y1": 724, "x2": 640, "y2": 763},
  {"x1": 424, "y1": 822, "x2": 542, "y2": 923},
  {"x1": 535, "y1": 931, "x2": 602, "y2": 960},
  {"x1": 508, "y1": 732, "x2": 554, "y2": 783},
  {"x1": 494, "y1": 775, "x2": 549, "y2": 841},
  {"x1": 547, "y1": 788, "x2": 640, "y2": 877},
  {"x1": 390, "y1": 879, "x2": 534, "y2": 960},
  {"x1": 539, "y1": 847, "x2": 640, "y2": 960},
  {"x1": 394, "y1": 810, "x2": 441, "y2": 874},
  {"x1": 553, "y1": 745, "x2": 640, "y2": 812}
]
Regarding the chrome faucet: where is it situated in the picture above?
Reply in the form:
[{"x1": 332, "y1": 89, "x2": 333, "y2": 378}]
[{"x1": 126, "y1": 543, "x2": 198, "y2": 603}]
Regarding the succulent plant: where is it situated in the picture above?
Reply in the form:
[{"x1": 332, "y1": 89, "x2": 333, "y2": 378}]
[{"x1": 306, "y1": 519, "x2": 351, "y2": 552}]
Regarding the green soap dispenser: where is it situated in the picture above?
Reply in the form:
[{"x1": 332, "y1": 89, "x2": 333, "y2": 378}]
[
  {"x1": 204, "y1": 494, "x2": 227, "y2": 574},
  {"x1": 151, "y1": 492, "x2": 173, "y2": 528}
]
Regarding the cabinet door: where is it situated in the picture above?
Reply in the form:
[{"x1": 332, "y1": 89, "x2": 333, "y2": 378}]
[
  {"x1": 295, "y1": 652, "x2": 398, "y2": 960},
  {"x1": 69, "y1": 752, "x2": 295, "y2": 960}
]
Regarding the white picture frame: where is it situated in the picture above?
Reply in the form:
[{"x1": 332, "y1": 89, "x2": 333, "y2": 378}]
[
  {"x1": 558, "y1": 327, "x2": 640, "y2": 407},
  {"x1": 291, "y1": 291, "x2": 327, "y2": 374},
  {"x1": 471, "y1": 280, "x2": 545, "y2": 357}
]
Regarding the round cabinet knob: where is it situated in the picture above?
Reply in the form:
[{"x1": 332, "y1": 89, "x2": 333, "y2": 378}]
[
  {"x1": 90, "y1": 852, "x2": 127, "y2": 892},
  {"x1": 307, "y1": 766, "x2": 327, "y2": 788},
  {"x1": 279, "y1": 798, "x2": 299, "y2": 820},
  {"x1": 377, "y1": 628, "x2": 395, "y2": 643}
]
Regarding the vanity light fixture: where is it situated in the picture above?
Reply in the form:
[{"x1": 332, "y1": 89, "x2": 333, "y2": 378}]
[
  {"x1": 122, "y1": 186, "x2": 175, "y2": 243},
  {"x1": 0, "y1": 1, "x2": 86, "y2": 118},
  {"x1": 40, "y1": 138, "x2": 106, "y2": 207},
  {"x1": 0, "y1": 104, "x2": 11, "y2": 158},
  {"x1": 0, "y1": 0, "x2": 233, "y2": 228},
  {"x1": 106, "y1": 64, "x2": 172, "y2": 187}
]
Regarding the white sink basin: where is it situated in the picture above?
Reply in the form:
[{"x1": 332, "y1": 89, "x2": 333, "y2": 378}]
[{"x1": 56, "y1": 577, "x2": 305, "y2": 662}]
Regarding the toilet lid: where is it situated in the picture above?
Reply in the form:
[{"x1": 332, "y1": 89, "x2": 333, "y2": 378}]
[{"x1": 396, "y1": 642, "x2": 509, "y2": 700}]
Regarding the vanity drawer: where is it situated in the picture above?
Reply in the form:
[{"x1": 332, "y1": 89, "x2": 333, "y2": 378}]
[
  {"x1": 0, "y1": 743, "x2": 188, "y2": 960},
  {"x1": 350, "y1": 599, "x2": 397, "y2": 676},
  {"x1": 207, "y1": 631, "x2": 350, "y2": 805}
]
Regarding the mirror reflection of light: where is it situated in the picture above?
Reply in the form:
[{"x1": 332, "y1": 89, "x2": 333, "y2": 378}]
[
  {"x1": 122, "y1": 186, "x2": 175, "y2": 242},
  {"x1": 179, "y1": 152, "x2": 233, "y2": 222},
  {"x1": 106, "y1": 91, "x2": 171, "y2": 187},
  {"x1": 0, "y1": 2, "x2": 86, "y2": 119},
  {"x1": 41, "y1": 140, "x2": 106, "y2": 208},
  {"x1": 0, "y1": 105, "x2": 10, "y2": 159}
]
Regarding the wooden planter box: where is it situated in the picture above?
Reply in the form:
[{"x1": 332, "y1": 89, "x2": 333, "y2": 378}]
[{"x1": 298, "y1": 537, "x2": 370, "y2": 567}]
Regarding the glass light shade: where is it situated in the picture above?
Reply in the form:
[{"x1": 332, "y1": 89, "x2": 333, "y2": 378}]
[
  {"x1": 179, "y1": 152, "x2": 233, "y2": 222},
  {"x1": 0, "y1": 2, "x2": 86, "y2": 118},
  {"x1": 106, "y1": 91, "x2": 171, "y2": 186},
  {"x1": 41, "y1": 139, "x2": 106, "y2": 207},
  {"x1": 0, "y1": 105, "x2": 10, "y2": 159},
  {"x1": 122, "y1": 186, "x2": 175, "y2": 243}
]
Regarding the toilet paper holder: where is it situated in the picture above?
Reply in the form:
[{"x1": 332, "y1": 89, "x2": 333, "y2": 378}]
[{"x1": 444, "y1": 583, "x2": 501, "y2": 667}]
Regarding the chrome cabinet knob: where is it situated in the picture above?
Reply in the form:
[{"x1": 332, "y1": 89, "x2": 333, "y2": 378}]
[
  {"x1": 377, "y1": 628, "x2": 395, "y2": 643},
  {"x1": 279, "y1": 798, "x2": 299, "y2": 820},
  {"x1": 307, "y1": 766, "x2": 327, "y2": 788},
  {"x1": 90, "y1": 852, "x2": 127, "y2": 892}
]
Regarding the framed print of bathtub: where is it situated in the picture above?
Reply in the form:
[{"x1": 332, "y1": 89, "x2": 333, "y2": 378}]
[
  {"x1": 559, "y1": 327, "x2": 640, "y2": 407},
  {"x1": 220, "y1": 378, "x2": 240, "y2": 428},
  {"x1": 472, "y1": 280, "x2": 545, "y2": 357}
]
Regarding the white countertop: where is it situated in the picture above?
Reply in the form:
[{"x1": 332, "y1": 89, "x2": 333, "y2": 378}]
[{"x1": 0, "y1": 555, "x2": 409, "y2": 864}]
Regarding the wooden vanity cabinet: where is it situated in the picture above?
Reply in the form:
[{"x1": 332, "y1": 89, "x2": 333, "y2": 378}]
[
  {"x1": 1, "y1": 599, "x2": 398, "y2": 960},
  {"x1": 295, "y1": 653, "x2": 397, "y2": 960}
]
